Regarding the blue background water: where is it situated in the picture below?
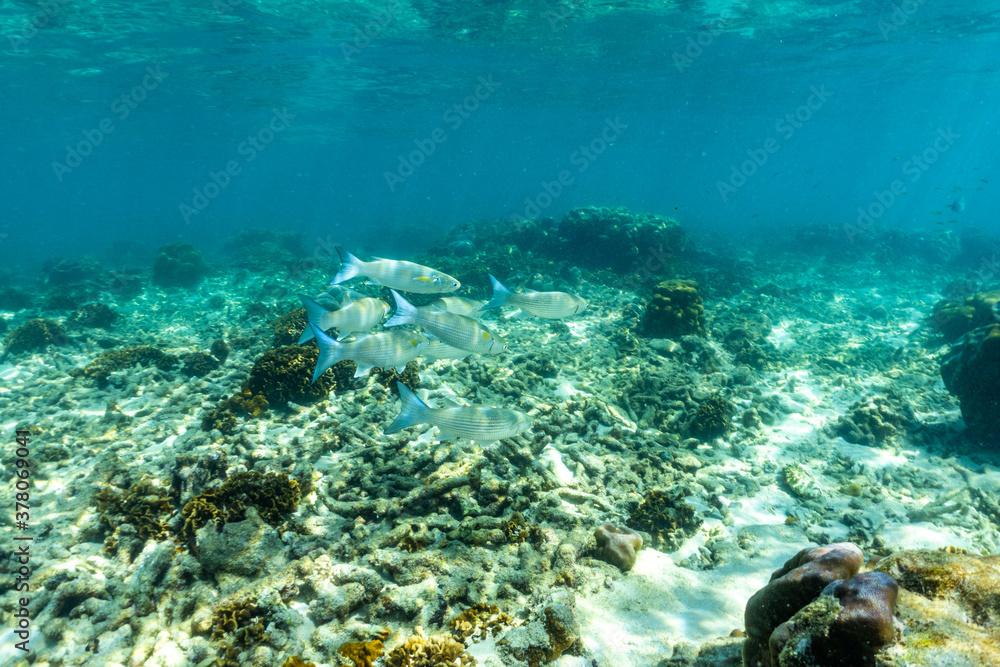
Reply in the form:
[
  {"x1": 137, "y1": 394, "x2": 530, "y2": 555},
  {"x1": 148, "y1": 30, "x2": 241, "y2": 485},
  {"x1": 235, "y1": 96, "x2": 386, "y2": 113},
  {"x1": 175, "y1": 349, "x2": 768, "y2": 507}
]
[{"x1": 2, "y1": 0, "x2": 998, "y2": 268}]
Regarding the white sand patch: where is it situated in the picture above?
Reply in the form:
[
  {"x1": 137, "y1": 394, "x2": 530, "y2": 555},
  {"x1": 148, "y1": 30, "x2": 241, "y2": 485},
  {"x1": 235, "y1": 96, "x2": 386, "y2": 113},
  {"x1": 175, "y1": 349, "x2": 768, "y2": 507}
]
[{"x1": 573, "y1": 542, "x2": 792, "y2": 667}]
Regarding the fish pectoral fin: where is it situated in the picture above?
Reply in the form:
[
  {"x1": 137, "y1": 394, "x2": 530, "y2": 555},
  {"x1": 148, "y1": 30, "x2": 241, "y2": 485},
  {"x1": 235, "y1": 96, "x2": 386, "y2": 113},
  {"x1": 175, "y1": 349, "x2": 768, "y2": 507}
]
[{"x1": 414, "y1": 276, "x2": 432, "y2": 282}]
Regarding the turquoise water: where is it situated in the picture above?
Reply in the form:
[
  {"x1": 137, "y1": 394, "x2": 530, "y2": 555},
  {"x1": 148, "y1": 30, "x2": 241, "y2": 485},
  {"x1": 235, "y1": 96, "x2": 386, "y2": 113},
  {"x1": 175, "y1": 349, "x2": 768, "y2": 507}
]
[{"x1": 3, "y1": 0, "x2": 998, "y2": 261}]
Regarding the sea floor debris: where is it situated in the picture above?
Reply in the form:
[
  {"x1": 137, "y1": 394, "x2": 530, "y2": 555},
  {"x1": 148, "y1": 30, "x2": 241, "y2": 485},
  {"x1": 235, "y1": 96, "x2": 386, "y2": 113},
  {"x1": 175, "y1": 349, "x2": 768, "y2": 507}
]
[{"x1": 1, "y1": 219, "x2": 999, "y2": 666}]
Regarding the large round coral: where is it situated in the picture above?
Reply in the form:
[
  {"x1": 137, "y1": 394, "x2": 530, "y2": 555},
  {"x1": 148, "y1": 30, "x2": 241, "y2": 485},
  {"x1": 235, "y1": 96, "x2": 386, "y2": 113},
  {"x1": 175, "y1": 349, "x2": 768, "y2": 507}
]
[
  {"x1": 152, "y1": 242, "x2": 209, "y2": 287},
  {"x1": 3, "y1": 318, "x2": 69, "y2": 355},
  {"x1": 642, "y1": 279, "x2": 705, "y2": 338},
  {"x1": 940, "y1": 323, "x2": 1000, "y2": 446},
  {"x1": 743, "y1": 542, "x2": 863, "y2": 667}
]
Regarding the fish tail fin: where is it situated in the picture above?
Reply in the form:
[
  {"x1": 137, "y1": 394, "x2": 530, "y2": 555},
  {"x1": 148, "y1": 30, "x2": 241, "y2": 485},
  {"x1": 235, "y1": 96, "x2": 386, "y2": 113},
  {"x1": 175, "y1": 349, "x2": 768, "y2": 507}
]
[
  {"x1": 384, "y1": 290, "x2": 418, "y2": 327},
  {"x1": 480, "y1": 274, "x2": 512, "y2": 311},
  {"x1": 310, "y1": 324, "x2": 345, "y2": 383},
  {"x1": 384, "y1": 382, "x2": 429, "y2": 434},
  {"x1": 297, "y1": 294, "x2": 334, "y2": 343},
  {"x1": 329, "y1": 246, "x2": 362, "y2": 285}
]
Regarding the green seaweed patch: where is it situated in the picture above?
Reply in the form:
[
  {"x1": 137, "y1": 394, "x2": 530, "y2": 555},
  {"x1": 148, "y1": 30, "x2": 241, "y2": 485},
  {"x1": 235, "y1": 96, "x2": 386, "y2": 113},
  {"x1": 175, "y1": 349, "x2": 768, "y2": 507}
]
[
  {"x1": 178, "y1": 471, "x2": 300, "y2": 552},
  {"x1": 3, "y1": 318, "x2": 69, "y2": 355},
  {"x1": 73, "y1": 345, "x2": 178, "y2": 386},
  {"x1": 270, "y1": 307, "x2": 307, "y2": 347},
  {"x1": 629, "y1": 488, "x2": 702, "y2": 552},
  {"x1": 246, "y1": 344, "x2": 347, "y2": 406},
  {"x1": 93, "y1": 480, "x2": 175, "y2": 557}
]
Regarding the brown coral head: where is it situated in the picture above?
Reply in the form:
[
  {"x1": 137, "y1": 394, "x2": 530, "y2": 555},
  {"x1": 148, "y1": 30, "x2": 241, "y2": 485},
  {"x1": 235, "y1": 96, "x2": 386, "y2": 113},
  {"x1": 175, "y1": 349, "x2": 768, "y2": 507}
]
[{"x1": 594, "y1": 523, "x2": 643, "y2": 572}]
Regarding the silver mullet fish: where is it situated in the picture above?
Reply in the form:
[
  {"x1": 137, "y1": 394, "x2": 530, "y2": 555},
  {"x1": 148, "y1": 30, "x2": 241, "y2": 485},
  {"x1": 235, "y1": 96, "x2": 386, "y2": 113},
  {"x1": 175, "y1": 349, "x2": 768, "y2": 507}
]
[{"x1": 385, "y1": 382, "x2": 531, "y2": 444}]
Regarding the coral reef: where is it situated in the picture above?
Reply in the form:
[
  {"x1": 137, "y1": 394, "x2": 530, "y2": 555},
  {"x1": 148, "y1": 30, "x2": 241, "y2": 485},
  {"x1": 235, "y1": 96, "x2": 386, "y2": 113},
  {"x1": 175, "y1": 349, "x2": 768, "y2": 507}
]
[
  {"x1": 152, "y1": 242, "x2": 209, "y2": 287},
  {"x1": 246, "y1": 344, "x2": 344, "y2": 406},
  {"x1": 828, "y1": 394, "x2": 914, "y2": 447},
  {"x1": 929, "y1": 289, "x2": 1000, "y2": 341},
  {"x1": 449, "y1": 603, "x2": 515, "y2": 644},
  {"x1": 547, "y1": 206, "x2": 690, "y2": 274},
  {"x1": 642, "y1": 279, "x2": 705, "y2": 338},
  {"x1": 73, "y1": 345, "x2": 178, "y2": 386},
  {"x1": 629, "y1": 489, "x2": 702, "y2": 551},
  {"x1": 201, "y1": 386, "x2": 269, "y2": 434},
  {"x1": 372, "y1": 361, "x2": 421, "y2": 394},
  {"x1": 3, "y1": 318, "x2": 68, "y2": 355},
  {"x1": 495, "y1": 604, "x2": 580, "y2": 667},
  {"x1": 69, "y1": 302, "x2": 118, "y2": 328},
  {"x1": 723, "y1": 326, "x2": 776, "y2": 369},
  {"x1": 872, "y1": 549, "x2": 1000, "y2": 665},
  {"x1": 687, "y1": 396, "x2": 734, "y2": 441},
  {"x1": 181, "y1": 351, "x2": 220, "y2": 377},
  {"x1": 593, "y1": 523, "x2": 643, "y2": 572},
  {"x1": 93, "y1": 480, "x2": 174, "y2": 558},
  {"x1": 271, "y1": 307, "x2": 308, "y2": 347},
  {"x1": 338, "y1": 632, "x2": 388, "y2": 667},
  {"x1": 42, "y1": 256, "x2": 102, "y2": 286},
  {"x1": 0, "y1": 287, "x2": 31, "y2": 311},
  {"x1": 742, "y1": 542, "x2": 863, "y2": 667},
  {"x1": 178, "y1": 471, "x2": 300, "y2": 552},
  {"x1": 224, "y1": 227, "x2": 305, "y2": 273},
  {"x1": 385, "y1": 631, "x2": 475, "y2": 667},
  {"x1": 940, "y1": 323, "x2": 1000, "y2": 446},
  {"x1": 767, "y1": 571, "x2": 898, "y2": 666}
]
